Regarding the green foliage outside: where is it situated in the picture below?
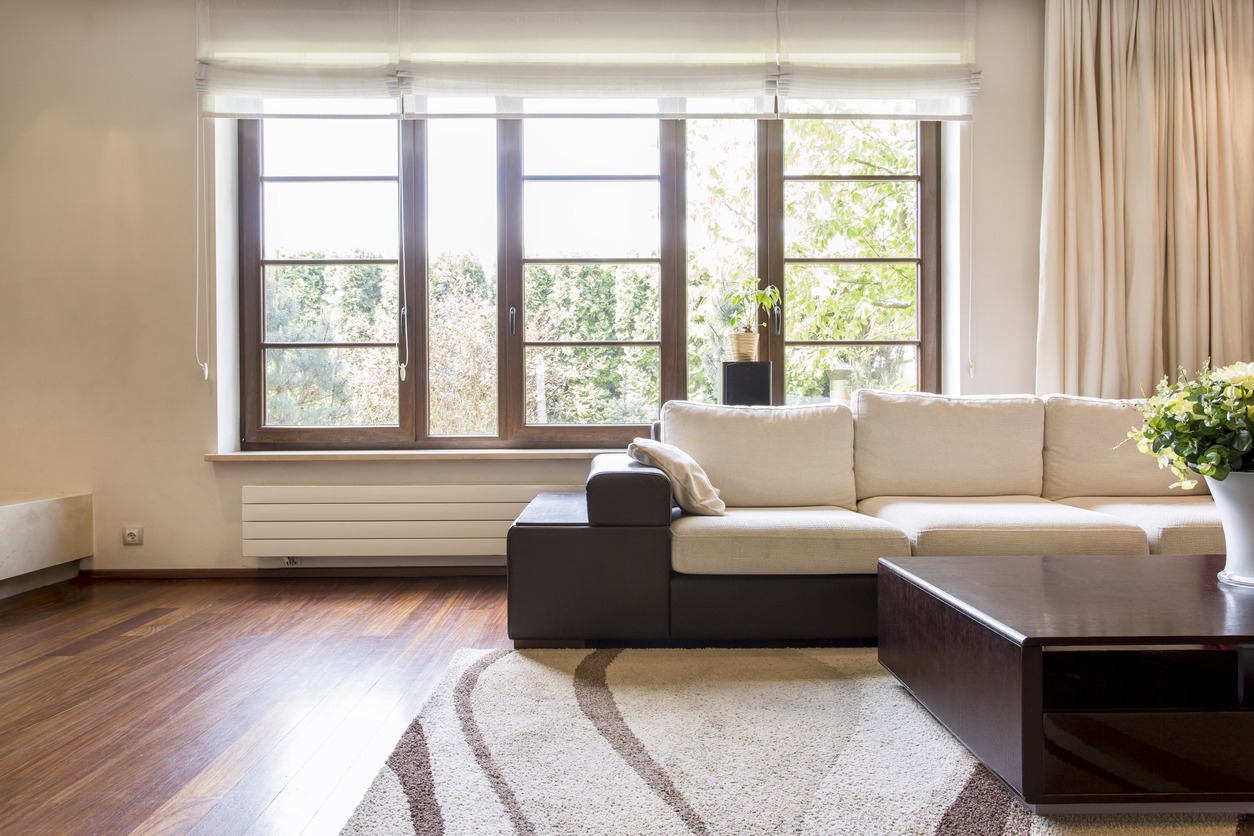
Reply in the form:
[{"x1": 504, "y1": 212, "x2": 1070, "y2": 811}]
[
  {"x1": 525, "y1": 264, "x2": 660, "y2": 424},
  {"x1": 263, "y1": 253, "x2": 398, "y2": 426},
  {"x1": 428, "y1": 254, "x2": 497, "y2": 435}
]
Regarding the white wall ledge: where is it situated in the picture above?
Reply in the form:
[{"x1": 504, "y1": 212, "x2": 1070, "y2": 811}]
[{"x1": 206, "y1": 449, "x2": 617, "y2": 463}]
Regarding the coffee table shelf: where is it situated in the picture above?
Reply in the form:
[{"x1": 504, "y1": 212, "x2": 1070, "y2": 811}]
[{"x1": 878, "y1": 554, "x2": 1254, "y2": 814}]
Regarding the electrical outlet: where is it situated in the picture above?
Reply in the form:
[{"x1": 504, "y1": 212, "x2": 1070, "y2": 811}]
[
  {"x1": 282, "y1": 556, "x2": 301, "y2": 567},
  {"x1": 123, "y1": 527, "x2": 144, "y2": 546}
]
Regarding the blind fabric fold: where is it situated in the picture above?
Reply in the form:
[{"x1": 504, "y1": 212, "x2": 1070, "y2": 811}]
[{"x1": 196, "y1": 0, "x2": 980, "y2": 116}]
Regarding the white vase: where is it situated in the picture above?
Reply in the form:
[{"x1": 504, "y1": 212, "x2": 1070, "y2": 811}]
[{"x1": 1205, "y1": 471, "x2": 1254, "y2": 587}]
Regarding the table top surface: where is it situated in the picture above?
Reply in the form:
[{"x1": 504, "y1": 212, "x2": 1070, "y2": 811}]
[{"x1": 879, "y1": 554, "x2": 1254, "y2": 647}]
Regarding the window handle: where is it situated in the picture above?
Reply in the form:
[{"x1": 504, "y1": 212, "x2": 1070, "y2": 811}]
[
  {"x1": 509, "y1": 305, "x2": 517, "y2": 336},
  {"x1": 773, "y1": 304, "x2": 782, "y2": 336},
  {"x1": 398, "y1": 306, "x2": 409, "y2": 381}
]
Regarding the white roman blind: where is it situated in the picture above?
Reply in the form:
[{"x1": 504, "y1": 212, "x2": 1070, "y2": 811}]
[
  {"x1": 196, "y1": 0, "x2": 980, "y2": 117},
  {"x1": 778, "y1": 0, "x2": 981, "y2": 115},
  {"x1": 399, "y1": 0, "x2": 780, "y2": 103},
  {"x1": 196, "y1": 0, "x2": 404, "y2": 106}
]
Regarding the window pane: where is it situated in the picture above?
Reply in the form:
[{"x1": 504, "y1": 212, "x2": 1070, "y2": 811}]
[
  {"x1": 526, "y1": 346, "x2": 659, "y2": 425},
  {"x1": 524, "y1": 181, "x2": 659, "y2": 258},
  {"x1": 265, "y1": 264, "x2": 398, "y2": 343},
  {"x1": 686, "y1": 119, "x2": 756, "y2": 403},
  {"x1": 784, "y1": 345, "x2": 917, "y2": 405},
  {"x1": 264, "y1": 181, "x2": 399, "y2": 259},
  {"x1": 525, "y1": 264, "x2": 659, "y2": 342},
  {"x1": 265, "y1": 347, "x2": 398, "y2": 426},
  {"x1": 523, "y1": 119, "x2": 659, "y2": 175},
  {"x1": 785, "y1": 181, "x2": 916, "y2": 259},
  {"x1": 785, "y1": 264, "x2": 917, "y2": 342},
  {"x1": 263, "y1": 119, "x2": 398, "y2": 177},
  {"x1": 785, "y1": 120, "x2": 916, "y2": 176},
  {"x1": 428, "y1": 119, "x2": 498, "y2": 436}
]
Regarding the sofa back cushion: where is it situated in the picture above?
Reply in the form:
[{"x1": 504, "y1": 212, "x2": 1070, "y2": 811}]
[
  {"x1": 661, "y1": 401, "x2": 856, "y2": 509},
  {"x1": 853, "y1": 390, "x2": 1045, "y2": 499},
  {"x1": 1041, "y1": 394, "x2": 1206, "y2": 499}
]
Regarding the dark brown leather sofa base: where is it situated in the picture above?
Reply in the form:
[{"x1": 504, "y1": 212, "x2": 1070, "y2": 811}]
[
  {"x1": 507, "y1": 525, "x2": 671, "y2": 641},
  {"x1": 670, "y1": 574, "x2": 878, "y2": 641}
]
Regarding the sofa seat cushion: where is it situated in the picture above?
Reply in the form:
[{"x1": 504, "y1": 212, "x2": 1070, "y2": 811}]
[
  {"x1": 671, "y1": 507, "x2": 910, "y2": 575},
  {"x1": 856, "y1": 495, "x2": 1150, "y2": 556},
  {"x1": 1056, "y1": 496, "x2": 1224, "y2": 555}
]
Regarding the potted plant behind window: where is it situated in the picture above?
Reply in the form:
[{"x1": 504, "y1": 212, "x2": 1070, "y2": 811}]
[
  {"x1": 1129, "y1": 362, "x2": 1254, "y2": 586},
  {"x1": 724, "y1": 280, "x2": 781, "y2": 362}
]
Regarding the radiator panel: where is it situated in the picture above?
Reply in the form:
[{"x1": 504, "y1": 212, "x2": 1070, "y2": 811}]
[
  {"x1": 244, "y1": 538, "x2": 505, "y2": 557},
  {"x1": 243, "y1": 520, "x2": 513, "y2": 540},
  {"x1": 242, "y1": 485, "x2": 568, "y2": 504},
  {"x1": 243, "y1": 484, "x2": 580, "y2": 565},
  {"x1": 242, "y1": 502, "x2": 529, "y2": 522}
]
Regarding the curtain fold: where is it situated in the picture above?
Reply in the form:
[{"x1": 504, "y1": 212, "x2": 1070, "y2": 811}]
[
  {"x1": 1037, "y1": 0, "x2": 1254, "y2": 397},
  {"x1": 196, "y1": 0, "x2": 981, "y2": 116}
]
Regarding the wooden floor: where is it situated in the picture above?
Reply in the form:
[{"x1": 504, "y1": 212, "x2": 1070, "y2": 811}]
[{"x1": 0, "y1": 576, "x2": 511, "y2": 836}]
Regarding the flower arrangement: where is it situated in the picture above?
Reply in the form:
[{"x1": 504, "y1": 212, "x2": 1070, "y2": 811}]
[
  {"x1": 724, "y1": 279, "x2": 781, "y2": 334},
  {"x1": 1128, "y1": 362, "x2": 1254, "y2": 489}
]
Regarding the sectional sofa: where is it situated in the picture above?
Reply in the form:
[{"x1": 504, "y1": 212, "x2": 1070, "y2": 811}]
[{"x1": 506, "y1": 390, "x2": 1226, "y2": 644}]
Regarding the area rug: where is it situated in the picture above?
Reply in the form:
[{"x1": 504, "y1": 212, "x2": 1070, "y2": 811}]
[{"x1": 342, "y1": 647, "x2": 1252, "y2": 836}]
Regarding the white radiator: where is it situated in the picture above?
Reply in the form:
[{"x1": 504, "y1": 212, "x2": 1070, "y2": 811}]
[{"x1": 242, "y1": 484, "x2": 581, "y2": 568}]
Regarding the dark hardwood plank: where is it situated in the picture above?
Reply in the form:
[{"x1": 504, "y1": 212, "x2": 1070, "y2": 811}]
[{"x1": 0, "y1": 576, "x2": 510, "y2": 836}]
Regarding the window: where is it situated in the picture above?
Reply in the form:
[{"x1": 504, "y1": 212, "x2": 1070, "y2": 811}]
[
  {"x1": 775, "y1": 120, "x2": 942, "y2": 403},
  {"x1": 238, "y1": 115, "x2": 940, "y2": 449}
]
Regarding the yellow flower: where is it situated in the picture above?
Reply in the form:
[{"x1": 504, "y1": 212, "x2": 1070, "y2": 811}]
[{"x1": 1212, "y1": 362, "x2": 1254, "y2": 387}]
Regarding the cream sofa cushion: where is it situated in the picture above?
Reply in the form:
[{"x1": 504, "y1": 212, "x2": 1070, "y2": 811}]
[
  {"x1": 671, "y1": 507, "x2": 910, "y2": 575},
  {"x1": 661, "y1": 401, "x2": 856, "y2": 509},
  {"x1": 1057, "y1": 496, "x2": 1224, "y2": 555},
  {"x1": 1042, "y1": 394, "x2": 1208, "y2": 499},
  {"x1": 852, "y1": 390, "x2": 1045, "y2": 500},
  {"x1": 857, "y1": 495, "x2": 1150, "y2": 556}
]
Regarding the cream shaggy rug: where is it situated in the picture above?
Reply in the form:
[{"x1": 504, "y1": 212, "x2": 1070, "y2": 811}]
[{"x1": 342, "y1": 648, "x2": 1254, "y2": 836}]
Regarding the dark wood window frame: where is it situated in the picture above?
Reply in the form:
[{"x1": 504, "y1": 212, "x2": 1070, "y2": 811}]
[{"x1": 238, "y1": 117, "x2": 941, "y2": 451}]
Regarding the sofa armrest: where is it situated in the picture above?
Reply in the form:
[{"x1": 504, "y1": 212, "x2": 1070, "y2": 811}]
[{"x1": 586, "y1": 453, "x2": 673, "y2": 526}]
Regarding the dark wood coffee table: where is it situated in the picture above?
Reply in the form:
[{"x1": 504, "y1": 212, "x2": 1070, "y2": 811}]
[{"x1": 878, "y1": 554, "x2": 1254, "y2": 814}]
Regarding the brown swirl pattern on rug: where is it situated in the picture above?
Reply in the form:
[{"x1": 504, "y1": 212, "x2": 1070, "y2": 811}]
[
  {"x1": 386, "y1": 719, "x2": 444, "y2": 836},
  {"x1": 574, "y1": 648, "x2": 710, "y2": 835},
  {"x1": 933, "y1": 764, "x2": 1019, "y2": 836},
  {"x1": 453, "y1": 648, "x2": 533, "y2": 835}
]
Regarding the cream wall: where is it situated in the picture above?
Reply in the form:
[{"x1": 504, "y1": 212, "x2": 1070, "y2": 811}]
[
  {"x1": 0, "y1": 0, "x2": 1048, "y2": 572},
  {"x1": 963, "y1": 0, "x2": 1047, "y2": 395}
]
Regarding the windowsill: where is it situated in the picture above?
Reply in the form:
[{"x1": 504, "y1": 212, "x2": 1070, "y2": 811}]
[{"x1": 205, "y1": 448, "x2": 616, "y2": 463}]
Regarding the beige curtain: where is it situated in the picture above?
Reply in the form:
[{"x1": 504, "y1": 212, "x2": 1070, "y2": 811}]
[{"x1": 1037, "y1": 0, "x2": 1254, "y2": 397}]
